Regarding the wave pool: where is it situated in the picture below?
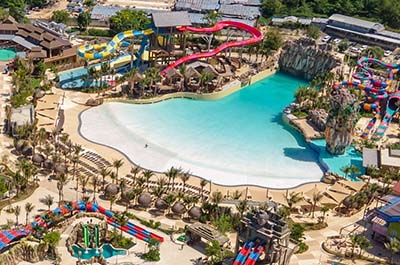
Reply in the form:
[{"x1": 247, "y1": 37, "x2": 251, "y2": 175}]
[{"x1": 80, "y1": 73, "x2": 341, "y2": 188}]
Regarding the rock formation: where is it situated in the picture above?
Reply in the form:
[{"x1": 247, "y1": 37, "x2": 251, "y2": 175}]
[
  {"x1": 278, "y1": 39, "x2": 339, "y2": 81},
  {"x1": 325, "y1": 89, "x2": 358, "y2": 155},
  {"x1": 308, "y1": 109, "x2": 328, "y2": 131}
]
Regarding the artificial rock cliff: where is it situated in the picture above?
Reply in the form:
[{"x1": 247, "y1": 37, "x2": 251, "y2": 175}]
[
  {"x1": 278, "y1": 39, "x2": 339, "y2": 81},
  {"x1": 325, "y1": 89, "x2": 359, "y2": 155}
]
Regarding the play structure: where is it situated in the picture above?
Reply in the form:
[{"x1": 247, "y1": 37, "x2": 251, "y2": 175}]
[
  {"x1": 77, "y1": 20, "x2": 262, "y2": 78},
  {"x1": 0, "y1": 201, "x2": 163, "y2": 253},
  {"x1": 333, "y1": 57, "x2": 400, "y2": 139},
  {"x1": 233, "y1": 240, "x2": 265, "y2": 265}
]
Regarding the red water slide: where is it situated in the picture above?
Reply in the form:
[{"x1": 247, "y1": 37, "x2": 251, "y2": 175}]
[{"x1": 160, "y1": 21, "x2": 263, "y2": 76}]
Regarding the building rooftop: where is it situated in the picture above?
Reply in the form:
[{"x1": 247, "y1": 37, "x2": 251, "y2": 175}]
[
  {"x1": 11, "y1": 105, "x2": 35, "y2": 127},
  {"x1": 362, "y1": 147, "x2": 380, "y2": 168},
  {"x1": 328, "y1": 14, "x2": 384, "y2": 32},
  {"x1": 175, "y1": 0, "x2": 220, "y2": 11},
  {"x1": 219, "y1": 4, "x2": 260, "y2": 19},
  {"x1": 152, "y1": 11, "x2": 192, "y2": 27}
]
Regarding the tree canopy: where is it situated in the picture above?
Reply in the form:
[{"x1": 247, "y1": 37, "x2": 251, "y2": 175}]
[
  {"x1": 261, "y1": 0, "x2": 400, "y2": 30},
  {"x1": 51, "y1": 10, "x2": 69, "y2": 24},
  {"x1": 77, "y1": 11, "x2": 91, "y2": 31},
  {"x1": 109, "y1": 9, "x2": 150, "y2": 35}
]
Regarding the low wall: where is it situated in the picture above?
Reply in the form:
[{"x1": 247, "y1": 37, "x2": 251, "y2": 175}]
[{"x1": 105, "y1": 68, "x2": 276, "y2": 105}]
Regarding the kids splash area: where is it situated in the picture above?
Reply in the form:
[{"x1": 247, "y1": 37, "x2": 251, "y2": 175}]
[{"x1": 0, "y1": 201, "x2": 163, "y2": 263}]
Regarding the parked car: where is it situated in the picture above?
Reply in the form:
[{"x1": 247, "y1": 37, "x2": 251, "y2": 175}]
[
  {"x1": 350, "y1": 46, "x2": 360, "y2": 53},
  {"x1": 394, "y1": 54, "x2": 400, "y2": 60},
  {"x1": 321, "y1": 35, "x2": 331, "y2": 42},
  {"x1": 384, "y1": 50, "x2": 393, "y2": 57},
  {"x1": 360, "y1": 45, "x2": 368, "y2": 51},
  {"x1": 333, "y1": 38, "x2": 341, "y2": 44}
]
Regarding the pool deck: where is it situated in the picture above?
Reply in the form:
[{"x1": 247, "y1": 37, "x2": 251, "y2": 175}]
[{"x1": 284, "y1": 113, "x2": 324, "y2": 141}]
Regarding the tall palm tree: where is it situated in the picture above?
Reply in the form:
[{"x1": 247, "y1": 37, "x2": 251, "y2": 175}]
[
  {"x1": 126, "y1": 68, "x2": 139, "y2": 95},
  {"x1": 99, "y1": 167, "x2": 111, "y2": 191},
  {"x1": 307, "y1": 191, "x2": 323, "y2": 218},
  {"x1": 130, "y1": 166, "x2": 141, "y2": 185},
  {"x1": 320, "y1": 205, "x2": 330, "y2": 223},
  {"x1": 57, "y1": 173, "x2": 68, "y2": 206},
  {"x1": 25, "y1": 202, "x2": 35, "y2": 225},
  {"x1": 165, "y1": 167, "x2": 179, "y2": 189},
  {"x1": 14, "y1": 205, "x2": 21, "y2": 225},
  {"x1": 144, "y1": 67, "x2": 160, "y2": 96},
  {"x1": 200, "y1": 179, "x2": 208, "y2": 200},
  {"x1": 91, "y1": 176, "x2": 100, "y2": 202},
  {"x1": 210, "y1": 191, "x2": 223, "y2": 218},
  {"x1": 112, "y1": 159, "x2": 124, "y2": 184},
  {"x1": 164, "y1": 193, "x2": 176, "y2": 214},
  {"x1": 236, "y1": 200, "x2": 248, "y2": 218},
  {"x1": 40, "y1": 195, "x2": 54, "y2": 211},
  {"x1": 285, "y1": 191, "x2": 302, "y2": 212},
  {"x1": 142, "y1": 170, "x2": 154, "y2": 191},
  {"x1": 80, "y1": 176, "x2": 90, "y2": 195},
  {"x1": 199, "y1": 72, "x2": 214, "y2": 93},
  {"x1": 180, "y1": 170, "x2": 190, "y2": 191},
  {"x1": 5, "y1": 105, "x2": 12, "y2": 135},
  {"x1": 109, "y1": 195, "x2": 116, "y2": 211}
]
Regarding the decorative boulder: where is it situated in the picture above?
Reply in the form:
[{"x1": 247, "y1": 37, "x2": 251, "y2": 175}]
[
  {"x1": 307, "y1": 109, "x2": 328, "y2": 131},
  {"x1": 105, "y1": 184, "x2": 119, "y2": 198},
  {"x1": 171, "y1": 202, "x2": 186, "y2": 215},
  {"x1": 138, "y1": 193, "x2": 152, "y2": 208},
  {"x1": 188, "y1": 206, "x2": 202, "y2": 220}
]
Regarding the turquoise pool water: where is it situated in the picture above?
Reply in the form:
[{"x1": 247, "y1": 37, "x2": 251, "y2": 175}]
[
  {"x1": 80, "y1": 73, "x2": 361, "y2": 188},
  {"x1": 72, "y1": 244, "x2": 126, "y2": 259},
  {"x1": 0, "y1": 48, "x2": 16, "y2": 61}
]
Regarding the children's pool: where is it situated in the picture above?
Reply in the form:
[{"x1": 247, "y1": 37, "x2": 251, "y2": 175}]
[
  {"x1": 0, "y1": 48, "x2": 16, "y2": 61},
  {"x1": 72, "y1": 244, "x2": 126, "y2": 260},
  {"x1": 79, "y1": 73, "x2": 362, "y2": 188}
]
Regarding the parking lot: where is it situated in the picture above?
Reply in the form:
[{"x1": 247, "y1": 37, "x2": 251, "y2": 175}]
[{"x1": 318, "y1": 34, "x2": 399, "y2": 62}]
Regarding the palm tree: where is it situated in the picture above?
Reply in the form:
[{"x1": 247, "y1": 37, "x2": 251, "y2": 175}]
[
  {"x1": 307, "y1": 191, "x2": 324, "y2": 218},
  {"x1": 5, "y1": 105, "x2": 12, "y2": 135},
  {"x1": 130, "y1": 166, "x2": 141, "y2": 185},
  {"x1": 144, "y1": 67, "x2": 160, "y2": 96},
  {"x1": 165, "y1": 167, "x2": 179, "y2": 189},
  {"x1": 210, "y1": 191, "x2": 223, "y2": 218},
  {"x1": 142, "y1": 169, "x2": 154, "y2": 191},
  {"x1": 200, "y1": 179, "x2": 208, "y2": 200},
  {"x1": 341, "y1": 164, "x2": 360, "y2": 179},
  {"x1": 40, "y1": 194, "x2": 54, "y2": 211},
  {"x1": 357, "y1": 236, "x2": 371, "y2": 257},
  {"x1": 320, "y1": 205, "x2": 330, "y2": 223},
  {"x1": 57, "y1": 173, "x2": 68, "y2": 206},
  {"x1": 14, "y1": 205, "x2": 21, "y2": 225},
  {"x1": 80, "y1": 176, "x2": 90, "y2": 195},
  {"x1": 126, "y1": 68, "x2": 139, "y2": 95},
  {"x1": 113, "y1": 212, "x2": 128, "y2": 236},
  {"x1": 236, "y1": 200, "x2": 248, "y2": 218},
  {"x1": 112, "y1": 159, "x2": 124, "y2": 184},
  {"x1": 109, "y1": 195, "x2": 116, "y2": 211},
  {"x1": 164, "y1": 193, "x2": 176, "y2": 214},
  {"x1": 91, "y1": 176, "x2": 100, "y2": 202},
  {"x1": 99, "y1": 167, "x2": 111, "y2": 191},
  {"x1": 180, "y1": 170, "x2": 190, "y2": 191},
  {"x1": 385, "y1": 237, "x2": 400, "y2": 264},
  {"x1": 199, "y1": 72, "x2": 214, "y2": 93},
  {"x1": 285, "y1": 191, "x2": 302, "y2": 212},
  {"x1": 123, "y1": 191, "x2": 136, "y2": 211},
  {"x1": 24, "y1": 202, "x2": 35, "y2": 225}
]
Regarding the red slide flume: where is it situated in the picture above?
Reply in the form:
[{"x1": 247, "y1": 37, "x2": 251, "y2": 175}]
[{"x1": 160, "y1": 21, "x2": 263, "y2": 76}]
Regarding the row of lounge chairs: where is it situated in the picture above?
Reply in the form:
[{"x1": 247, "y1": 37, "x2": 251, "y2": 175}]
[{"x1": 81, "y1": 151, "x2": 112, "y2": 168}]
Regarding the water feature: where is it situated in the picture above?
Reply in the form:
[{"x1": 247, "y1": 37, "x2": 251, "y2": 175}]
[
  {"x1": 72, "y1": 244, "x2": 126, "y2": 260},
  {"x1": 80, "y1": 73, "x2": 362, "y2": 188},
  {"x1": 0, "y1": 48, "x2": 16, "y2": 61}
]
